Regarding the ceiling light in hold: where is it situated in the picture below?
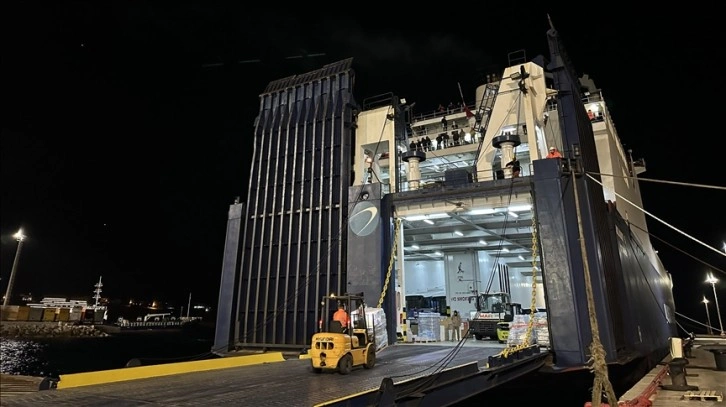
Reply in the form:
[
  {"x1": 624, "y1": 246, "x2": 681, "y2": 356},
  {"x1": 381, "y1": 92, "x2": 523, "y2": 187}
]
[
  {"x1": 467, "y1": 208, "x2": 496, "y2": 215},
  {"x1": 404, "y1": 213, "x2": 449, "y2": 221}
]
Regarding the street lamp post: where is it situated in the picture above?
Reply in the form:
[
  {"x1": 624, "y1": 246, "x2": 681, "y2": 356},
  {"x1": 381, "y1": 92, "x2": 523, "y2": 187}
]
[
  {"x1": 702, "y1": 297, "x2": 713, "y2": 335},
  {"x1": 187, "y1": 292, "x2": 192, "y2": 319},
  {"x1": 706, "y1": 272, "x2": 724, "y2": 336},
  {"x1": 3, "y1": 229, "x2": 26, "y2": 307}
]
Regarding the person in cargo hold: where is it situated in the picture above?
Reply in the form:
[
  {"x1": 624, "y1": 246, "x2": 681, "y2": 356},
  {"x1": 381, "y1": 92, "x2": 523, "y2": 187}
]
[
  {"x1": 333, "y1": 303, "x2": 349, "y2": 331},
  {"x1": 451, "y1": 311, "x2": 462, "y2": 341}
]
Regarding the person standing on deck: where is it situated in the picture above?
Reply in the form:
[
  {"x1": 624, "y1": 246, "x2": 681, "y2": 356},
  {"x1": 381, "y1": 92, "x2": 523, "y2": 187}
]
[
  {"x1": 506, "y1": 157, "x2": 521, "y2": 178},
  {"x1": 546, "y1": 146, "x2": 563, "y2": 159},
  {"x1": 451, "y1": 311, "x2": 462, "y2": 341},
  {"x1": 443, "y1": 315, "x2": 452, "y2": 341}
]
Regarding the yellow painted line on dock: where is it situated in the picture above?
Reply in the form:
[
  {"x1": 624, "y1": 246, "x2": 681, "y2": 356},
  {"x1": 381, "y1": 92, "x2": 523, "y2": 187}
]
[{"x1": 57, "y1": 352, "x2": 286, "y2": 389}]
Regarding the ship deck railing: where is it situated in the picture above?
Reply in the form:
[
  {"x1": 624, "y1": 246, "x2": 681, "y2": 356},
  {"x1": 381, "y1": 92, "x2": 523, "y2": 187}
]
[
  {"x1": 394, "y1": 162, "x2": 539, "y2": 193},
  {"x1": 408, "y1": 90, "x2": 605, "y2": 140},
  {"x1": 410, "y1": 102, "x2": 477, "y2": 123},
  {"x1": 116, "y1": 320, "x2": 187, "y2": 328}
]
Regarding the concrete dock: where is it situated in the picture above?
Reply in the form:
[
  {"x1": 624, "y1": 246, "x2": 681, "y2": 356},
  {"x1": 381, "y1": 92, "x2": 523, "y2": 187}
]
[
  {"x1": 619, "y1": 339, "x2": 725, "y2": 406},
  {"x1": 0, "y1": 341, "x2": 526, "y2": 406},
  {"x1": 4, "y1": 338, "x2": 722, "y2": 406}
]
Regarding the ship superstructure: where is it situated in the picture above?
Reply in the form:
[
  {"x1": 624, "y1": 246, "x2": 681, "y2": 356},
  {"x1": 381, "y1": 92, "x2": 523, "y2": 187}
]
[{"x1": 214, "y1": 24, "x2": 676, "y2": 374}]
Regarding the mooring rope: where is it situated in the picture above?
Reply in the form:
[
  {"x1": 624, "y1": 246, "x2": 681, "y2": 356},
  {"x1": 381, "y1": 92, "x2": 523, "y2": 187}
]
[{"x1": 573, "y1": 170, "x2": 618, "y2": 406}]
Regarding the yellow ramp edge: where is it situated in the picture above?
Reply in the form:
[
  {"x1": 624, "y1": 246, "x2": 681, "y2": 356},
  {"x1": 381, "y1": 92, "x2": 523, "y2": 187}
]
[
  {"x1": 314, "y1": 389, "x2": 376, "y2": 407},
  {"x1": 57, "y1": 352, "x2": 286, "y2": 389}
]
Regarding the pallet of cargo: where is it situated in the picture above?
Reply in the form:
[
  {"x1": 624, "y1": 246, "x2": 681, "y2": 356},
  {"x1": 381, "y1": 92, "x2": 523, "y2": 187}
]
[{"x1": 682, "y1": 390, "x2": 723, "y2": 402}]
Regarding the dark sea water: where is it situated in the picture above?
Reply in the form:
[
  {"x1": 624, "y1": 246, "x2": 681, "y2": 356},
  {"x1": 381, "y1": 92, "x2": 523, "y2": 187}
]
[{"x1": 0, "y1": 327, "x2": 216, "y2": 378}]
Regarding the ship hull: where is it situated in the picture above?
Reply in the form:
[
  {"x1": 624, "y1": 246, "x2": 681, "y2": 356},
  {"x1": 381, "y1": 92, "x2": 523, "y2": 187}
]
[{"x1": 213, "y1": 23, "x2": 675, "y2": 392}]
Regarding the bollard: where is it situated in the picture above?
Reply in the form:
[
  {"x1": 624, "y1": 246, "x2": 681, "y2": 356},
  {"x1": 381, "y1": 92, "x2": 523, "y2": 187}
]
[
  {"x1": 683, "y1": 340, "x2": 694, "y2": 358},
  {"x1": 39, "y1": 377, "x2": 58, "y2": 390},
  {"x1": 712, "y1": 349, "x2": 726, "y2": 371},
  {"x1": 125, "y1": 358, "x2": 142, "y2": 368},
  {"x1": 683, "y1": 333, "x2": 695, "y2": 358},
  {"x1": 660, "y1": 357, "x2": 698, "y2": 391}
]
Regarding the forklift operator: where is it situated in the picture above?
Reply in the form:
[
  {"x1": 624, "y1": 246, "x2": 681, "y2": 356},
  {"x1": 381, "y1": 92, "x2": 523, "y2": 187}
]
[{"x1": 333, "y1": 304, "x2": 349, "y2": 330}]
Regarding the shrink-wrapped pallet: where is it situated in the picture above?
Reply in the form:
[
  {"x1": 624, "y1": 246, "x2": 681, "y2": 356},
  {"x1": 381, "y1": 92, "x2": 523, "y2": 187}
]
[
  {"x1": 506, "y1": 314, "x2": 535, "y2": 346},
  {"x1": 533, "y1": 312, "x2": 550, "y2": 347},
  {"x1": 351, "y1": 307, "x2": 389, "y2": 351},
  {"x1": 416, "y1": 312, "x2": 441, "y2": 341}
]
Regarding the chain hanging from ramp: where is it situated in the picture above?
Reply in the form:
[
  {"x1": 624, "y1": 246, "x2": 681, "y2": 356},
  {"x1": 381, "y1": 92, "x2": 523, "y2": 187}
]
[
  {"x1": 377, "y1": 218, "x2": 401, "y2": 309},
  {"x1": 500, "y1": 212, "x2": 539, "y2": 359}
]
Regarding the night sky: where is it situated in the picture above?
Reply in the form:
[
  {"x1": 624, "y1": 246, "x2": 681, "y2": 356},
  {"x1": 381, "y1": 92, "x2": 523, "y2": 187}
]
[{"x1": 1, "y1": 5, "x2": 724, "y2": 328}]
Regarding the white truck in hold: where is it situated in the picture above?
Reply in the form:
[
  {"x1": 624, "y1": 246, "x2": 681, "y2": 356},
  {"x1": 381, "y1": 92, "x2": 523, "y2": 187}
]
[{"x1": 467, "y1": 292, "x2": 520, "y2": 342}]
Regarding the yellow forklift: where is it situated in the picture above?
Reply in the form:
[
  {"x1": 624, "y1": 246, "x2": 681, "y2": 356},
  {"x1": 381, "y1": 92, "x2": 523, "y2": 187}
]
[
  {"x1": 496, "y1": 321, "x2": 511, "y2": 344},
  {"x1": 309, "y1": 293, "x2": 376, "y2": 374}
]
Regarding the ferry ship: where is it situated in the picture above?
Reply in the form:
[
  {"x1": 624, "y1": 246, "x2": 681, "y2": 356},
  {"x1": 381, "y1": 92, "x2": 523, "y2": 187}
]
[{"x1": 213, "y1": 21, "x2": 676, "y2": 401}]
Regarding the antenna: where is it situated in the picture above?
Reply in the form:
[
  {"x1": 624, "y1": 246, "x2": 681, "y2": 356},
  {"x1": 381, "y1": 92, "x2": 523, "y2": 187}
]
[{"x1": 93, "y1": 276, "x2": 103, "y2": 308}]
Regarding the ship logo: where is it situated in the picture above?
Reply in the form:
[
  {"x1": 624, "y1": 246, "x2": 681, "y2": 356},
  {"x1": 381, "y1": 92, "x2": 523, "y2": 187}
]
[{"x1": 349, "y1": 201, "x2": 379, "y2": 236}]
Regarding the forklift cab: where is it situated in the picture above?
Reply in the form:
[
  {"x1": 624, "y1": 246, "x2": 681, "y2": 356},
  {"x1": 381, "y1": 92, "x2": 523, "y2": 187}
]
[{"x1": 318, "y1": 293, "x2": 371, "y2": 348}]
